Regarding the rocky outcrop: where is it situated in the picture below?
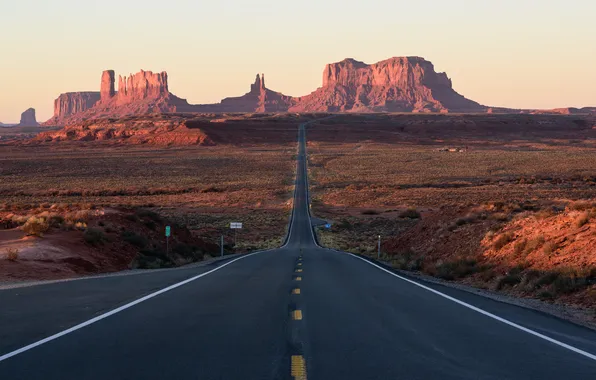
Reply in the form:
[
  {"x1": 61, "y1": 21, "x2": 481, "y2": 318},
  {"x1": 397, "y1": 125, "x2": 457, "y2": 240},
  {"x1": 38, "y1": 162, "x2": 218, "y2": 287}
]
[
  {"x1": 290, "y1": 57, "x2": 485, "y2": 113},
  {"x1": 115, "y1": 70, "x2": 169, "y2": 105},
  {"x1": 42, "y1": 92, "x2": 101, "y2": 126},
  {"x1": 215, "y1": 74, "x2": 293, "y2": 112},
  {"x1": 100, "y1": 70, "x2": 116, "y2": 103},
  {"x1": 18, "y1": 108, "x2": 39, "y2": 126}
]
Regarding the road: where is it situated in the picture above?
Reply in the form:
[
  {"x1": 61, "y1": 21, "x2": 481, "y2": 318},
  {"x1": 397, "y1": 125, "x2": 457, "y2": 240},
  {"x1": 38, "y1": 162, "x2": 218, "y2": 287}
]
[{"x1": 1, "y1": 123, "x2": 596, "y2": 379}]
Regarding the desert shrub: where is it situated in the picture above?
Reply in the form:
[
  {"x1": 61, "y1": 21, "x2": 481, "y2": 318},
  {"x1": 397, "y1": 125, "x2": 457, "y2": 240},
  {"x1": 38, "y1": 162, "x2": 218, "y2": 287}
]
[
  {"x1": 567, "y1": 200, "x2": 594, "y2": 211},
  {"x1": 535, "y1": 208, "x2": 556, "y2": 220},
  {"x1": 144, "y1": 220, "x2": 157, "y2": 230},
  {"x1": 575, "y1": 212, "x2": 590, "y2": 228},
  {"x1": 435, "y1": 258, "x2": 478, "y2": 280},
  {"x1": 173, "y1": 243, "x2": 194, "y2": 257},
  {"x1": 361, "y1": 209, "x2": 379, "y2": 215},
  {"x1": 48, "y1": 215, "x2": 65, "y2": 227},
  {"x1": 491, "y1": 213, "x2": 510, "y2": 222},
  {"x1": 523, "y1": 235, "x2": 545, "y2": 255},
  {"x1": 136, "y1": 209, "x2": 163, "y2": 222},
  {"x1": 399, "y1": 208, "x2": 421, "y2": 219},
  {"x1": 121, "y1": 231, "x2": 148, "y2": 248},
  {"x1": 125, "y1": 214, "x2": 140, "y2": 222},
  {"x1": 538, "y1": 291, "x2": 554, "y2": 300},
  {"x1": 496, "y1": 273, "x2": 522, "y2": 290},
  {"x1": 337, "y1": 219, "x2": 352, "y2": 230},
  {"x1": 74, "y1": 222, "x2": 87, "y2": 230},
  {"x1": 22, "y1": 217, "x2": 49, "y2": 237},
  {"x1": 543, "y1": 241, "x2": 558, "y2": 255},
  {"x1": 513, "y1": 239, "x2": 528, "y2": 256},
  {"x1": 552, "y1": 275, "x2": 587, "y2": 295},
  {"x1": 5, "y1": 248, "x2": 19, "y2": 261},
  {"x1": 65, "y1": 210, "x2": 91, "y2": 223},
  {"x1": 493, "y1": 232, "x2": 513, "y2": 250},
  {"x1": 536, "y1": 272, "x2": 559, "y2": 287},
  {"x1": 84, "y1": 228, "x2": 105, "y2": 246},
  {"x1": 136, "y1": 248, "x2": 174, "y2": 269}
]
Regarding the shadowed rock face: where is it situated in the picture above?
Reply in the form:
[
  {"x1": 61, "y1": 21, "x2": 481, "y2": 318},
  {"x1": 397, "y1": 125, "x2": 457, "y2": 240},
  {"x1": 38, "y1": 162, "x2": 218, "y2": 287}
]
[
  {"x1": 18, "y1": 108, "x2": 39, "y2": 126},
  {"x1": 290, "y1": 57, "x2": 485, "y2": 112},
  {"x1": 100, "y1": 70, "x2": 116, "y2": 103}
]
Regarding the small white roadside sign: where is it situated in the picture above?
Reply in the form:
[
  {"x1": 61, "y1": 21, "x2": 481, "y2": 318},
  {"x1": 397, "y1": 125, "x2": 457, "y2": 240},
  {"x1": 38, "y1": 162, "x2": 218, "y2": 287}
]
[{"x1": 230, "y1": 222, "x2": 243, "y2": 229}]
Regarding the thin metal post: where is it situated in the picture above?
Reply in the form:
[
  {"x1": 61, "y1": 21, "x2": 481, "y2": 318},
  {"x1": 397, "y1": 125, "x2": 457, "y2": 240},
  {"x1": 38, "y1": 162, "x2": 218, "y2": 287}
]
[
  {"x1": 378, "y1": 235, "x2": 381, "y2": 260},
  {"x1": 166, "y1": 236, "x2": 169, "y2": 255},
  {"x1": 220, "y1": 235, "x2": 224, "y2": 257}
]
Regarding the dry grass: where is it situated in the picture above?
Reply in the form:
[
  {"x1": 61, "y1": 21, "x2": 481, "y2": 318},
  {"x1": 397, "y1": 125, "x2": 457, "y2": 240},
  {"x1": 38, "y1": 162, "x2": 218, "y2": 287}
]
[{"x1": 5, "y1": 248, "x2": 19, "y2": 261}]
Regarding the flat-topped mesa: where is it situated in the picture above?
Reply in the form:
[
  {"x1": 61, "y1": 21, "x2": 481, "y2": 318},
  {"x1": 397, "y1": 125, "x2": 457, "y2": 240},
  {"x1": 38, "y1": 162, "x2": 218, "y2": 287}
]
[
  {"x1": 322, "y1": 56, "x2": 452, "y2": 89},
  {"x1": 100, "y1": 70, "x2": 116, "y2": 103},
  {"x1": 292, "y1": 56, "x2": 484, "y2": 112},
  {"x1": 116, "y1": 70, "x2": 169, "y2": 105}
]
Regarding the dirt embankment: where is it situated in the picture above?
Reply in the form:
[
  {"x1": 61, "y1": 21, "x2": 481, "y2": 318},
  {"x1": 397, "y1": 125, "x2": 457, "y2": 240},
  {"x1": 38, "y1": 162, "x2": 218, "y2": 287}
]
[
  {"x1": 25, "y1": 113, "x2": 315, "y2": 146},
  {"x1": 0, "y1": 205, "x2": 219, "y2": 283},
  {"x1": 382, "y1": 200, "x2": 596, "y2": 311}
]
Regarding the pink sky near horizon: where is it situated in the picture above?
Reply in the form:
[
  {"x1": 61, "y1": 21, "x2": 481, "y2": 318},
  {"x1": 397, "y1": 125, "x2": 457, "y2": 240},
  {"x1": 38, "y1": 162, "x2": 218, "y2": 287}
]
[{"x1": 1, "y1": 0, "x2": 594, "y2": 123}]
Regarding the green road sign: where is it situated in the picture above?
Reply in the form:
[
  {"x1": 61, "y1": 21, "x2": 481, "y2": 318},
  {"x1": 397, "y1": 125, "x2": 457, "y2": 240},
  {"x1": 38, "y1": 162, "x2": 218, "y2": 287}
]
[{"x1": 165, "y1": 226, "x2": 171, "y2": 237}]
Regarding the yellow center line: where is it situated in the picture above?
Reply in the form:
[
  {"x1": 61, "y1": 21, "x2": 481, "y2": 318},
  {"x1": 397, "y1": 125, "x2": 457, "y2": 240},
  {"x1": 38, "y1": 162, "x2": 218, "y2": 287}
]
[
  {"x1": 295, "y1": 269, "x2": 303, "y2": 273},
  {"x1": 297, "y1": 263, "x2": 302, "y2": 266},
  {"x1": 292, "y1": 310, "x2": 303, "y2": 320},
  {"x1": 292, "y1": 288, "x2": 301, "y2": 295},
  {"x1": 295, "y1": 276, "x2": 302, "y2": 281},
  {"x1": 291, "y1": 355, "x2": 307, "y2": 380}
]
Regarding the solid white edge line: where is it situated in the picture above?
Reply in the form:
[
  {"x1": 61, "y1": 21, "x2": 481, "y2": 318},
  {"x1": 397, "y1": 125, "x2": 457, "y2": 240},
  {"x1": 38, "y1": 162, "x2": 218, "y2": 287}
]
[
  {"x1": 344, "y1": 251, "x2": 596, "y2": 362},
  {"x1": 0, "y1": 251, "x2": 263, "y2": 363}
]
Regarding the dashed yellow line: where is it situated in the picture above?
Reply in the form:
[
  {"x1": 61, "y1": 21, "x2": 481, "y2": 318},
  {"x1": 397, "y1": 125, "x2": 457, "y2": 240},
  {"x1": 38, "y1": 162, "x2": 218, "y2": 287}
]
[
  {"x1": 292, "y1": 310, "x2": 303, "y2": 320},
  {"x1": 297, "y1": 262, "x2": 302, "y2": 266},
  {"x1": 295, "y1": 276, "x2": 302, "y2": 281},
  {"x1": 291, "y1": 355, "x2": 307, "y2": 379},
  {"x1": 295, "y1": 269, "x2": 303, "y2": 273},
  {"x1": 292, "y1": 288, "x2": 301, "y2": 295}
]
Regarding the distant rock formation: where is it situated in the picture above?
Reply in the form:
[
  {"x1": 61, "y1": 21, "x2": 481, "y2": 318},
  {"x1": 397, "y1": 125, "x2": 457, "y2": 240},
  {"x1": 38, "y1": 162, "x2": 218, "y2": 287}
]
[
  {"x1": 42, "y1": 92, "x2": 101, "y2": 126},
  {"x1": 115, "y1": 70, "x2": 169, "y2": 105},
  {"x1": 18, "y1": 108, "x2": 39, "y2": 126},
  {"x1": 289, "y1": 57, "x2": 484, "y2": 112},
  {"x1": 100, "y1": 70, "x2": 116, "y2": 103},
  {"x1": 215, "y1": 74, "x2": 293, "y2": 112},
  {"x1": 42, "y1": 56, "x2": 595, "y2": 124}
]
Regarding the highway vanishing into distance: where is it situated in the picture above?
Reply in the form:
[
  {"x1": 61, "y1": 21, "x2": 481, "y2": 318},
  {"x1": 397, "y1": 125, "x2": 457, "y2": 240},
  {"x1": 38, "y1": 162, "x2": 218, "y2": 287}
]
[{"x1": 2, "y1": 123, "x2": 596, "y2": 379}]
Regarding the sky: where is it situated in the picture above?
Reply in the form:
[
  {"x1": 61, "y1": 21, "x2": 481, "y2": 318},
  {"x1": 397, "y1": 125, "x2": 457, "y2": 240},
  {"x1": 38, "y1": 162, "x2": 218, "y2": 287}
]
[{"x1": 0, "y1": 0, "x2": 595, "y2": 122}]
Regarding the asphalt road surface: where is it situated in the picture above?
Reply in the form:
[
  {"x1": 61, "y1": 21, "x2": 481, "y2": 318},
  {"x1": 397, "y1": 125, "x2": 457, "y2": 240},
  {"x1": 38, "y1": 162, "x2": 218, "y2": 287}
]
[{"x1": 1, "y1": 123, "x2": 596, "y2": 379}]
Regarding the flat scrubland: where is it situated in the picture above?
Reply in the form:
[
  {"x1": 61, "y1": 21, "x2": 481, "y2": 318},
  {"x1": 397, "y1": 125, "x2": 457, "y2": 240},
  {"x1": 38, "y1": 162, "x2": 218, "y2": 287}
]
[
  {"x1": 0, "y1": 117, "x2": 299, "y2": 281},
  {"x1": 308, "y1": 113, "x2": 596, "y2": 316}
]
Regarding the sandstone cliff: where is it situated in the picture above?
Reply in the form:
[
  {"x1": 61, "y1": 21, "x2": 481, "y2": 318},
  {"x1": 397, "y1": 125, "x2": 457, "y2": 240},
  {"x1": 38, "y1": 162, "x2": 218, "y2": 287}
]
[
  {"x1": 18, "y1": 108, "x2": 39, "y2": 126},
  {"x1": 289, "y1": 57, "x2": 485, "y2": 113},
  {"x1": 44, "y1": 70, "x2": 199, "y2": 125},
  {"x1": 42, "y1": 92, "x2": 101, "y2": 126}
]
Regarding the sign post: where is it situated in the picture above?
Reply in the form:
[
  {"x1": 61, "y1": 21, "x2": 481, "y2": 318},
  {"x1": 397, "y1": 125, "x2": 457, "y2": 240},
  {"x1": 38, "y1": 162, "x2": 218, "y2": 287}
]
[
  {"x1": 378, "y1": 235, "x2": 381, "y2": 260},
  {"x1": 165, "y1": 226, "x2": 171, "y2": 255},
  {"x1": 230, "y1": 222, "x2": 243, "y2": 247},
  {"x1": 220, "y1": 235, "x2": 224, "y2": 257}
]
